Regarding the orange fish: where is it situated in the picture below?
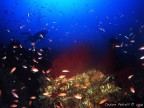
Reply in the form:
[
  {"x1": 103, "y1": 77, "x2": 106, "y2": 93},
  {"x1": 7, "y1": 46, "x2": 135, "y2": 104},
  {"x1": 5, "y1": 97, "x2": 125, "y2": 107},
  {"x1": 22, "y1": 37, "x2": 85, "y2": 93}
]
[
  {"x1": 13, "y1": 45, "x2": 18, "y2": 49},
  {"x1": 59, "y1": 75, "x2": 66, "y2": 79},
  {"x1": 31, "y1": 66, "x2": 39, "y2": 72},
  {"x1": 115, "y1": 45, "x2": 121, "y2": 48},
  {"x1": 139, "y1": 46, "x2": 144, "y2": 50},
  {"x1": 46, "y1": 77, "x2": 51, "y2": 81},
  {"x1": 99, "y1": 99, "x2": 108, "y2": 104},
  {"x1": 32, "y1": 58, "x2": 38, "y2": 63},
  {"x1": 2, "y1": 56, "x2": 6, "y2": 59},
  {"x1": 10, "y1": 104, "x2": 17, "y2": 108},
  {"x1": 31, "y1": 67, "x2": 39, "y2": 72},
  {"x1": 58, "y1": 93, "x2": 66, "y2": 97},
  {"x1": 30, "y1": 96, "x2": 36, "y2": 99},
  {"x1": 20, "y1": 44, "x2": 23, "y2": 48},
  {"x1": 22, "y1": 65, "x2": 27, "y2": 69},
  {"x1": 10, "y1": 67, "x2": 16, "y2": 74},
  {"x1": 29, "y1": 100, "x2": 32, "y2": 106},
  {"x1": 130, "y1": 40, "x2": 135, "y2": 43},
  {"x1": 82, "y1": 86, "x2": 87, "y2": 89},
  {"x1": 62, "y1": 70, "x2": 70, "y2": 73},
  {"x1": 42, "y1": 70, "x2": 45, "y2": 74},
  {"x1": 140, "y1": 56, "x2": 144, "y2": 60},
  {"x1": 43, "y1": 92, "x2": 49, "y2": 96},
  {"x1": 38, "y1": 57, "x2": 43, "y2": 59},
  {"x1": 28, "y1": 77, "x2": 31, "y2": 80},
  {"x1": 13, "y1": 99, "x2": 19, "y2": 103},
  {"x1": 43, "y1": 92, "x2": 51, "y2": 97},
  {"x1": 130, "y1": 87, "x2": 135, "y2": 93},
  {"x1": 12, "y1": 91, "x2": 19, "y2": 98},
  {"x1": 128, "y1": 75, "x2": 133, "y2": 80},
  {"x1": 68, "y1": 77, "x2": 74, "y2": 81},
  {"x1": 12, "y1": 89, "x2": 17, "y2": 92},
  {"x1": 46, "y1": 69, "x2": 51, "y2": 73},
  {"x1": 37, "y1": 52, "x2": 42, "y2": 56},
  {"x1": 74, "y1": 94, "x2": 82, "y2": 99}
]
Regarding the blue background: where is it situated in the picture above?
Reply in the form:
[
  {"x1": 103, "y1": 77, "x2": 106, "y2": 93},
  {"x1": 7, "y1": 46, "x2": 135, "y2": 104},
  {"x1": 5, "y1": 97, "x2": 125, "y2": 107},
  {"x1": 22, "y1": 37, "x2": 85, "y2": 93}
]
[{"x1": 0, "y1": 0, "x2": 144, "y2": 52}]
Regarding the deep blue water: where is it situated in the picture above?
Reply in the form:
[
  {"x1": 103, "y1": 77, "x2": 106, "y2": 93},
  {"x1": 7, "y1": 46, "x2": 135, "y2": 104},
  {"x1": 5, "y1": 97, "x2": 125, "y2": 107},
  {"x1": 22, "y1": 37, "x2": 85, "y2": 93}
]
[{"x1": 0, "y1": 0, "x2": 144, "y2": 52}]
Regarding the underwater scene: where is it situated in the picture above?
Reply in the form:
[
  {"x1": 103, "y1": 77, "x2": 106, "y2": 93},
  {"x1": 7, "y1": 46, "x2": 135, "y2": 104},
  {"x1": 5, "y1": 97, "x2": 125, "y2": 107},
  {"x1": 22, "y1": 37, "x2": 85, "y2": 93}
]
[{"x1": 0, "y1": 0, "x2": 144, "y2": 108}]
